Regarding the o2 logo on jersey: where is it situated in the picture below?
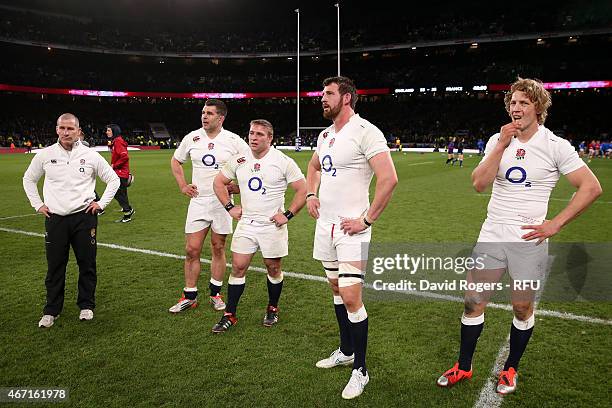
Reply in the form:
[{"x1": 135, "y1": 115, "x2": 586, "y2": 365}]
[
  {"x1": 248, "y1": 176, "x2": 266, "y2": 195},
  {"x1": 202, "y1": 154, "x2": 219, "y2": 169},
  {"x1": 208, "y1": 142, "x2": 214, "y2": 150},
  {"x1": 321, "y1": 154, "x2": 337, "y2": 176},
  {"x1": 505, "y1": 166, "x2": 531, "y2": 187}
]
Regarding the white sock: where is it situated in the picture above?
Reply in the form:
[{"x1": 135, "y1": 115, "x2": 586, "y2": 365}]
[
  {"x1": 513, "y1": 313, "x2": 535, "y2": 330},
  {"x1": 347, "y1": 305, "x2": 368, "y2": 323}
]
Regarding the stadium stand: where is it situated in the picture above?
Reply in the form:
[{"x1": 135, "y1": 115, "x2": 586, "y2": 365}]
[{"x1": 0, "y1": 0, "x2": 610, "y2": 149}]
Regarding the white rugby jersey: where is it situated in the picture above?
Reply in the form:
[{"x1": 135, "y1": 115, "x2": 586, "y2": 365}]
[
  {"x1": 174, "y1": 128, "x2": 249, "y2": 198},
  {"x1": 221, "y1": 148, "x2": 304, "y2": 223},
  {"x1": 481, "y1": 125, "x2": 585, "y2": 225},
  {"x1": 316, "y1": 114, "x2": 389, "y2": 224},
  {"x1": 23, "y1": 140, "x2": 120, "y2": 216}
]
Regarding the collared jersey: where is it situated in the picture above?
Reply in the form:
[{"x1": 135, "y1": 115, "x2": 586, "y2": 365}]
[
  {"x1": 481, "y1": 125, "x2": 585, "y2": 225},
  {"x1": 316, "y1": 114, "x2": 389, "y2": 223},
  {"x1": 222, "y1": 148, "x2": 304, "y2": 223},
  {"x1": 174, "y1": 128, "x2": 249, "y2": 198},
  {"x1": 23, "y1": 140, "x2": 120, "y2": 216}
]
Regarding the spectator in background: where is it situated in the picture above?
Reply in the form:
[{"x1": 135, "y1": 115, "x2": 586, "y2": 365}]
[
  {"x1": 445, "y1": 137, "x2": 456, "y2": 165},
  {"x1": 477, "y1": 138, "x2": 485, "y2": 156},
  {"x1": 106, "y1": 124, "x2": 135, "y2": 223},
  {"x1": 578, "y1": 140, "x2": 586, "y2": 157}
]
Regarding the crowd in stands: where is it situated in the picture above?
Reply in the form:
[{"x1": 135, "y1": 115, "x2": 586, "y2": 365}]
[
  {"x1": 0, "y1": 2, "x2": 609, "y2": 54},
  {"x1": 1, "y1": 90, "x2": 609, "y2": 152},
  {"x1": 2, "y1": 35, "x2": 610, "y2": 93},
  {"x1": 1, "y1": 2, "x2": 609, "y2": 152}
]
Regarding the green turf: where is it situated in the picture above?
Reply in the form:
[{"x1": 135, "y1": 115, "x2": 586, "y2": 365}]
[{"x1": 1, "y1": 150, "x2": 610, "y2": 407}]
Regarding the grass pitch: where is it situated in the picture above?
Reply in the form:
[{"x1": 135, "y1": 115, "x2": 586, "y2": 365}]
[{"x1": 1, "y1": 150, "x2": 610, "y2": 407}]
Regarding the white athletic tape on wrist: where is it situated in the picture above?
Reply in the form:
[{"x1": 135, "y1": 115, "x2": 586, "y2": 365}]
[
  {"x1": 461, "y1": 313, "x2": 485, "y2": 325},
  {"x1": 228, "y1": 276, "x2": 246, "y2": 285},
  {"x1": 513, "y1": 313, "x2": 535, "y2": 330}
]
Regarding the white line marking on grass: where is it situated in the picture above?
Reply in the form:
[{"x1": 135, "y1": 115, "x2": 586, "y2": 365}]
[
  {"x1": 406, "y1": 161, "x2": 434, "y2": 166},
  {"x1": 1, "y1": 227, "x2": 610, "y2": 326},
  {"x1": 473, "y1": 337, "x2": 509, "y2": 408},
  {"x1": 474, "y1": 255, "x2": 553, "y2": 408},
  {"x1": 363, "y1": 286, "x2": 612, "y2": 325},
  {"x1": 98, "y1": 241, "x2": 328, "y2": 283},
  {"x1": 0, "y1": 213, "x2": 38, "y2": 220}
]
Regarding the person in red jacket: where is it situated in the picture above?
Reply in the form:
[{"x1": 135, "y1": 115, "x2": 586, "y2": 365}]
[{"x1": 106, "y1": 124, "x2": 134, "y2": 223}]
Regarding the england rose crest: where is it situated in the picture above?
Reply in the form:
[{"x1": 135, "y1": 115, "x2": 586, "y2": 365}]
[
  {"x1": 208, "y1": 142, "x2": 214, "y2": 150},
  {"x1": 254, "y1": 163, "x2": 261, "y2": 172},
  {"x1": 515, "y1": 148, "x2": 526, "y2": 160},
  {"x1": 329, "y1": 138, "x2": 335, "y2": 148}
]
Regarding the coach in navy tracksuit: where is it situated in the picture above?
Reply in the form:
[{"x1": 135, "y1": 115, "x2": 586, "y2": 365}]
[{"x1": 23, "y1": 113, "x2": 119, "y2": 328}]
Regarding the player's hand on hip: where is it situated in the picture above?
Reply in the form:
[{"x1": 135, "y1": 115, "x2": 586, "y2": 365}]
[
  {"x1": 521, "y1": 220, "x2": 561, "y2": 245},
  {"x1": 270, "y1": 211, "x2": 289, "y2": 228},
  {"x1": 37, "y1": 205, "x2": 52, "y2": 218},
  {"x1": 181, "y1": 184, "x2": 198, "y2": 198},
  {"x1": 340, "y1": 218, "x2": 366, "y2": 236},
  {"x1": 229, "y1": 205, "x2": 242, "y2": 220},
  {"x1": 306, "y1": 196, "x2": 320, "y2": 219},
  {"x1": 85, "y1": 201, "x2": 102, "y2": 214},
  {"x1": 499, "y1": 123, "x2": 521, "y2": 148}
]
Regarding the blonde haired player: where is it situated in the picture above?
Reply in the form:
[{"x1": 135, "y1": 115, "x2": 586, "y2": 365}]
[
  {"x1": 306, "y1": 76, "x2": 398, "y2": 399},
  {"x1": 437, "y1": 78, "x2": 602, "y2": 394}
]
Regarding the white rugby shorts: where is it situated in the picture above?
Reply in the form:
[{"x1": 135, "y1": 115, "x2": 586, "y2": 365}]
[
  {"x1": 185, "y1": 196, "x2": 233, "y2": 235},
  {"x1": 313, "y1": 219, "x2": 371, "y2": 263},
  {"x1": 472, "y1": 220, "x2": 548, "y2": 281},
  {"x1": 231, "y1": 219, "x2": 288, "y2": 258}
]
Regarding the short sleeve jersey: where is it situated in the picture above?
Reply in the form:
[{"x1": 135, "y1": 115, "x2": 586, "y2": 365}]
[
  {"x1": 480, "y1": 125, "x2": 585, "y2": 225},
  {"x1": 174, "y1": 128, "x2": 249, "y2": 198},
  {"x1": 315, "y1": 114, "x2": 389, "y2": 223},
  {"x1": 222, "y1": 148, "x2": 304, "y2": 223}
]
